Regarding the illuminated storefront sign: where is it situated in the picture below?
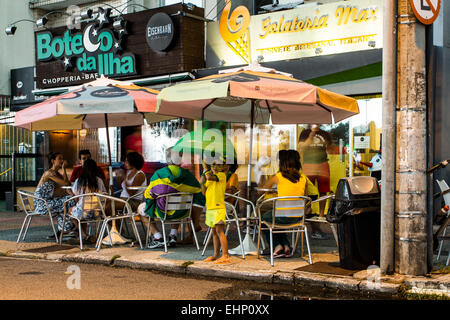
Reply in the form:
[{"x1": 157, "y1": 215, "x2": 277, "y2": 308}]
[
  {"x1": 207, "y1": 0, "x2": 383, "y2": 65},
  {"x1": 36, "y1": 20, "x2": 136, "y2": 77},
  {"x1": 34, "y1": 3, "x2": 205, "y2": 89}
]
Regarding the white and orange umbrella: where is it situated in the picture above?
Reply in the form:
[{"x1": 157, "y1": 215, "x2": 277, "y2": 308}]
[
  {"x1": 156, "y1": 64, "x2": 359, "y2": 125},
  {"x1": 156, "y1": 63, "x2": 360, "y2": 255}
]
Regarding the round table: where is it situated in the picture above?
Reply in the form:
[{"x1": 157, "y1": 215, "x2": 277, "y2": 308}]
[
  {"x1": 126, "y1": 186, "x2": 147, "y2": 190},
  {"x1": 255, "y1": 187, "x2": 277, "y2": 193}
]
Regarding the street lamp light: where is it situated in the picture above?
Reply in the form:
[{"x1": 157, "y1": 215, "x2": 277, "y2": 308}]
[
  {"x1": 5, "y1": 25, "x2": 17, "y2": 35},
  {"x1": 4, "y1": 19, "x2": 35, "y2": 36},
  {"x1": 35, "y1": 11, "x2": 70, "y2": 28},
  {"x1": 80, "y1": 9, "x2": 93, "y2": 20},
  {"x1": 113, "y1": 18, "x2": 126, "y2": 30},
  {"x1": 36, "y1": 17, "x2": 48, "y2": 28}
]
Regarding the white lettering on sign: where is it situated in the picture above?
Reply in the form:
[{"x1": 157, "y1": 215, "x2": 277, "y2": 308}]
[
  {"x1": 147, "y1": 24, "x2": 172, "y2": 37},
  {"x1": 41, "y1": 73, "x2": 99, "y2": 85}
]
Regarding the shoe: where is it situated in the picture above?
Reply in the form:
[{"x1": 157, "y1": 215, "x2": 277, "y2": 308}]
[
  {"x1": 147, "y1": 236, "x2": 165, "y2": 249},
  {"x1": 214, "y1": 256, "x2": 231, "y2": 264},
  {"x1": 168, "y1": 234, "x2": 177, "y2": 247},
  {"x1": 46, "y1": 231, "x2": 60, "y2": 240},
  {"x1": 311, "y1": 231, "x2": 327, "y2": 240},
  {"x1": 47, "y1": 230, "x2": 77, "y2": 240}
]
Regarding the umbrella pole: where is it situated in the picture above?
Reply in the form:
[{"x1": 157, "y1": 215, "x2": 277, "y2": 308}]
[
  {"x1": 102, "y1": 114, "x2": 130, "y2": 246},
  {"x1": 247, "y1": 102, "x2": 255, "y2": 232},
  {"x1": 104, "y1": 114, "x2": 112, "y2": 168},
  {"x1": 229, "y1": 100, "x2": 258, "y2": 256}
]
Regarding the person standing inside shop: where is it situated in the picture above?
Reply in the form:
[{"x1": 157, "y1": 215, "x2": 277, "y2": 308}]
[{"x1": 298, "y1": 124, "x2": 333, "y2": 219}]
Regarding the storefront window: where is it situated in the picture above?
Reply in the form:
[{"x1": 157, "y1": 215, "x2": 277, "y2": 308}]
[
  {"x1": 351, "y1": 96, "x2": 383, "y2": 179},
  {"x1": 78, "y1": 128, "x2": 118, "y2": 165},
  {"x1": 230, "y1": 124, "x2": 296, "y2": 183}
]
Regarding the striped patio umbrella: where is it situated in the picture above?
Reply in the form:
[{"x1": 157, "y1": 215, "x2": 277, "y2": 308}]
[
  {"x1": 156, "y1": 64, "x2": 359, "y2": 125},
  {"x1": 156, "y1": 63, "x2": 360, "y2": 255}
]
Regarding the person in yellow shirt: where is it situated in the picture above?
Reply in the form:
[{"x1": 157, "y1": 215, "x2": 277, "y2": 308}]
[
  {"x1": 224, "y1": 157, "x2": 239, "y2": 209},
  {"x1": 259, "y1": 150, "x2": 309, "y2": 258},
  {"x1": 201, "y1": 157, "x2": 231, "y2": 264}
]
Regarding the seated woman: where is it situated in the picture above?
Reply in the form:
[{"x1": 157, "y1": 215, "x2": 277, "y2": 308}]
[
  {"x1": 116, "y1": 151, "x2": 147, "y2": 212},
  {"x1": 69, "y1": 158, "x2": 107, "y2": 243},
  {"x1": 259, "y1": 149, "x2": 309, "y2": 258},
  {"x1": 224, "y1": 158, "x2": 239, "y2": 196},
  {"x1": 34, "y1": 152, "x2": 76, "y2": 239}
]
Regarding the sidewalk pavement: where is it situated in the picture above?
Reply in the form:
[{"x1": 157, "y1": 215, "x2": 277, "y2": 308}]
[{"x1": 0, "y1": 206, "x2": 449, "y2": 299}]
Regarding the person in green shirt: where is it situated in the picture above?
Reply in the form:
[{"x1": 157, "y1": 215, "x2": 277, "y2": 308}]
[{"x1": 201, "y1": 157, "x2": 231, "y2": 265}]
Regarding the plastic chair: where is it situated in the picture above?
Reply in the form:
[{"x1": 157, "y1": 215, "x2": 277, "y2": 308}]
[
  {"x1": 145, "y1": 192, "x2": 198, "y2": 252},
  {"x1": 435, "y1": 179, "x2": 450, "y2": 265},
  {"x1": 59, "y1": 192, "x2": 108, "y2": 250},
  {"x1": 256, "y1": 195, "x2": 313, "y2": 266},
  {"x1": 16, "y1": 190, "x2": 58, "y2": 243},
  {"x1": 201, "y1": 201, "x2": 245, "y2": 259},
  {"x1": 95, "y1": 193, "x2": 143, "y2": 251}
]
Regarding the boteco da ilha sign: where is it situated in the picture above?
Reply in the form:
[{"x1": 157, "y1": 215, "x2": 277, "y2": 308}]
[
  {"x1": 37, "y1": 23, "x2": 136, "y2": 76},
  {"x1": 35, "y1": 3, "x2": 205, "y2": 89}
]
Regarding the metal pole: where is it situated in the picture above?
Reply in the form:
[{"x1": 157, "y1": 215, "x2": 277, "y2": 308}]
[
  {"x1": 104, "y1": 114, "x2": 112, "y2": 167},
  {"x1": 380, "y1": 0, "x2": 397, "y2": 274},
  {"x1": 11, "y1": 152, "x2": 16, "y2": 210}
]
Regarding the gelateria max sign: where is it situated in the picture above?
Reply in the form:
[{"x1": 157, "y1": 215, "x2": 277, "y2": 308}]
[
  {"x1": 207, "y1": 0, "x2": 383, "y2": 65},
  {"x1": 36, "y1": 22, "x2": 136, "y2": 77}
]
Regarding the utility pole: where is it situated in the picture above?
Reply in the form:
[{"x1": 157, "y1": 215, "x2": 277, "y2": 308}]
[
  {"x1": 380, "y1": 0, "x2": 396, "y2": 275},
  {"x1": 395, "y1": 0, "x2": 428, "y2": 275}
]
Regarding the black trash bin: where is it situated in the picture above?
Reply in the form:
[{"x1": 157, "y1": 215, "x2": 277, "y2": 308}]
[{"x1": 326, "y1": 176, "x2": 381, "y2": 270}]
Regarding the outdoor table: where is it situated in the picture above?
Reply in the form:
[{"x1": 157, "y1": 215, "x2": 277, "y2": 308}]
[
  {"x1": 255, "y1": 187, "x2": 277, "y2": 193},
  {"x1": 127, "y1": 186, "x2": 147, "y2": 190}
]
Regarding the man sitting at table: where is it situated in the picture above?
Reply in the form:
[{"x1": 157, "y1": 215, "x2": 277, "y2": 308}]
[
  {"x1": 138, "y1": 147, "x2": 205, "y2": 249},
  {"x1": 70, "y1": 150, "x2": 107, "y2": 187}
]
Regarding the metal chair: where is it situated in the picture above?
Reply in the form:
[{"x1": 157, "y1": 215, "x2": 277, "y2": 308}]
[
  {"x1": 256, "y1": 195, "x2": 313, "y2": 266},
  {"x1": 95, "y1": 193, "x2": 143, "y2": 251},
  {"x1": 17, "y1": 190, "x2": 58, "y2": 243},
  {"x1": 202, "y1": 191, "x2": 241, "y2": 246},
  {"x1": 201, "y1": 201, "x2": 245, "y2": 259},
  {"x1": 59, "y1": 192, "x2": 108, "y2": 250},
  {"x1": 435, "y1": 179, "x2": 450, "y2": 265},
  {"x1": 119, "y1": 189, "x2": 146, "y2": 236},
  {"x1": 226, "y1": 191, "x2": 262, "y2": 244},
  {"x1": 145, "y1": 192, "x2": 198, "y2": 252}
]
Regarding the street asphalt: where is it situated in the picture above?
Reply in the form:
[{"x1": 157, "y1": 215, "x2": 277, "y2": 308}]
[{"x1": 0, "y1": 200, "x2": 449, "y2": 299}]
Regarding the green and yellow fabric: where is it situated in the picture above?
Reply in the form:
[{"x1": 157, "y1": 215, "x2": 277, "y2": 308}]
[{"x1": 143, "y1": 165, "x2": 205, "y2": 220}]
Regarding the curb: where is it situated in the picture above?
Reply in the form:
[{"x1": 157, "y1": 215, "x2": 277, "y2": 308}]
[{"x1": 3, "y1": 249, "x2": 449, "y2": 298}]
